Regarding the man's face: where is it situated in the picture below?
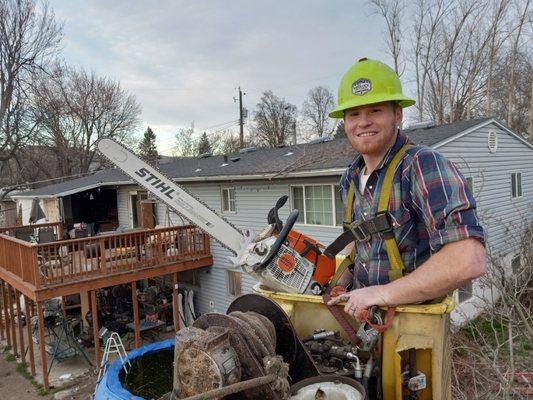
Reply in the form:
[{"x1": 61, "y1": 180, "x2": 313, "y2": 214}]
[{"x1": 344, "y1": 102, "x2": 403, "y2": 157}]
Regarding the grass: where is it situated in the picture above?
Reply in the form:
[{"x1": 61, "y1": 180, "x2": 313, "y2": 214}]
[{"x1": 2, "y1": 345, "x2": 50, "y2": 396}]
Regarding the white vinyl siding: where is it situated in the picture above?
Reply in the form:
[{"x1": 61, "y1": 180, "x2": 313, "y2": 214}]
[
  {"x1": 290, "y1": 184, "x2": 343, "y2": 227},
  {"x1": 221, "y1": 187, "x2": 236, "y2": 212},
  {"x1": 511, "y1": 172, "x2": 522, "y2": 198}
]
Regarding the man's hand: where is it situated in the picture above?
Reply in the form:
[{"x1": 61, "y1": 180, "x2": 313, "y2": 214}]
[{"x1": 327, "y1": 285, "x2": 390, "y2": 321}]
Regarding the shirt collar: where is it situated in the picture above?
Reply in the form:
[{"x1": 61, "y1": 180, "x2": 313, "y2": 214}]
[{"x1": 348, "y1": 131, "x2": 410, "y2": 176}]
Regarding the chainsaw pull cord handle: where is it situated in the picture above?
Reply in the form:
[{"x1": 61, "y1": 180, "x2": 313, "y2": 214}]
[{"x1": 254, "y1": 209, "x2": 299, "y2": 271}]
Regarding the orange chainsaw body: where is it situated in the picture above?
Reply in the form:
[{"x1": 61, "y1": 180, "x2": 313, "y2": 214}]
[{"x1": 285, "y1": 230, "x2": 336, "y2": 286}]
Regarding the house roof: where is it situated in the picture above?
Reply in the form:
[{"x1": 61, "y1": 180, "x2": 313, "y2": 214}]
[{"x1": 13, "y1": 117, "x2": 513, "y2": 199}]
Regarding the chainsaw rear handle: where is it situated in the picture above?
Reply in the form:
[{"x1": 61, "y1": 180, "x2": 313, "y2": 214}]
[{"x1": 254, "y1": 209, "x2": 299, "y2": 271}]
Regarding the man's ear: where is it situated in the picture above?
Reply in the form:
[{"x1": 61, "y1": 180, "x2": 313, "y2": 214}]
[{"x1": 395, "y1": 104, "x2": 403, "y2": 126}]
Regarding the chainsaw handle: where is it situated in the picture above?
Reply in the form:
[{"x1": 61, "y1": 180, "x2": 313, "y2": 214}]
[{"x1": 255, "y1": 209, "x2": 299, "y2": 270}]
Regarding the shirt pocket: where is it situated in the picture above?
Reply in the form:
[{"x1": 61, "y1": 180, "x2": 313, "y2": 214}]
[{"x1": 392, "y1": 205, "x2": 416, "y2": 251}]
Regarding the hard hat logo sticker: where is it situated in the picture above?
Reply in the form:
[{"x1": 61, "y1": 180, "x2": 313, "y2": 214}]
[{"x1": 352, "y1": 78, "x2": 372, "y2": 95}]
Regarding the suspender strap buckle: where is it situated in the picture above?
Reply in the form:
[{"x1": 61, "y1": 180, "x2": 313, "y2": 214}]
[{"x1": 349, "y1": 220, "x2": 372, "y2": 243}]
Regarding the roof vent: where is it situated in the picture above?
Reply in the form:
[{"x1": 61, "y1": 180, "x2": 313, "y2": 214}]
[
  {"x1": 198, "y1": 152, "x2": 213, "y2": 158},
  {"x1": 239, "y1": 146, "x2": 257, "y2": 153},
  {"x1": 487, "y1": 131, "x2": 498, "y2": 153},
  {"x1": 406, "y1": 120, "x2": 436, "y2": 130},
  {"x1": 308, "y1": 136, "x2": 333, "y2": 145},
  {"x1": 230, "y1": 156, "x2": 241, "y2": 162}
]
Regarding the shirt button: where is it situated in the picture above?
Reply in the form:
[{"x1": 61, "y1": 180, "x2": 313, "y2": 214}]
[
  {"x1": 369, "y1": 185, "x2": 373, "y2": 189},
  {"x1": 363, "y1": 212, "x2": 368, "y2": 216}
]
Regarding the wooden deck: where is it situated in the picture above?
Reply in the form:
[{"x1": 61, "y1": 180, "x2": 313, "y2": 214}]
[
  {"x1": 0, "y1": 222, "x2": 213, "y2": 301},
  {"x1": 0, "y1": 222, "x2": 213, "y2": 390}
]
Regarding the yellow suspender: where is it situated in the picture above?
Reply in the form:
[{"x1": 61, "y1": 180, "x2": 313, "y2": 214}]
[
  {"x1": 378, "y1": 144, "x2": 411, "y2": 281},
  {"x1": 334, "y1": 144, "x2": 412, "y2": 283}
]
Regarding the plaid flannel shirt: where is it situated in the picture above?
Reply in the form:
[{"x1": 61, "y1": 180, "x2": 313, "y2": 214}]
[{"x1": 339, "y1": 131, "x2": 485, "y2": 287}]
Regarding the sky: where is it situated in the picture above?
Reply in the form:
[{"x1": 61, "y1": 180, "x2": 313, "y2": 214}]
[{"x1": 51, "y1": 0, "x2": 394, "y2": 155}]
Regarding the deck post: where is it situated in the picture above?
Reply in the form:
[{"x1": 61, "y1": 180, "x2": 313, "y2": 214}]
[
  {"x1": 90, "y1": 290, "x2": 101, "y2": 373},
  {"x1": 36, "y1": 301, "x2": 49, "y2": 390},
  {"x1": 7, "y1": 284, "x2": 18, "y2": 356},
  {"x1": 15, "y1": 290, "x2": 25, "y2": 365},
  {"x1": 1, "y1": 280, "x2": 11, "y2": 346},
  {"x1": 24, "y1": 295, "x2": 36, "y2": 376},
  {"x1": 0, "y1": 280, "x2": 6, "y2": 341},
  {"x1": 172, "y1": 273, "x2": 180, "y2": 331},
  {"x1": 131, "y1": 281, "x2": 141, "y2": 348}
]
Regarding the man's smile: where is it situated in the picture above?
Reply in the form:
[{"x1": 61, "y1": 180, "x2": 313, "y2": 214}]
[{"x1": 357, "y1": 131, "x2": 378, "y2": 137}]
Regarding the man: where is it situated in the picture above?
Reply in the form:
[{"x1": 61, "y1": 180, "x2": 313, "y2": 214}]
[{"x1": 327, "y1": 58, "x2": 486, "y2": 320}]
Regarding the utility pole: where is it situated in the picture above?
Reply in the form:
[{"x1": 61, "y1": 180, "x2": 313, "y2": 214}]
[{"x1": 235, "y1": 87, "x2": 246, "y2": 148}]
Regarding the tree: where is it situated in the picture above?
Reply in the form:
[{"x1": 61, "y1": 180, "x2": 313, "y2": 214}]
[
  {"x1": 31, "y1": 63, "x2": 141, "y2": 176},
  {"x1": 301, "y1": 86, "x2": 336, "y2": 138},
  {"x1": 370, "y1": 0, "x2": 405, "y2": 75},
  {"x1": 253, "y1": 91, "x2": 297, "y2": 147},
  {"x1": 210, "y1": 130, "x2": 242, "y2": 155},
  {"x1": 0, "y1": 0, "x2": 62, "y2": 162},
  {"x1": 173, "y1": 123, "x2": 196, "y2": 157},
  {"x1": 197, "y1": 132, "x2": 212, "y2": 155},
  {"x1": 138, "y1": 126, "x2": 159, "y2": 165},
  {"x1": 372, "y1": 0, "x2": 532, "y2": 134},
  {"x1": 334, "y1": 121, "x2": 347, "y2": 138}
]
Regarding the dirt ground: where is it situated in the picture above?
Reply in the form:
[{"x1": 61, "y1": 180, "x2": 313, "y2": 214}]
[
  {"x1": 0, "y1": 346, "x2": 96, "y2": 400},
  {"x1": 0, "y1": 351, "x2": 48, "y2": 400}
]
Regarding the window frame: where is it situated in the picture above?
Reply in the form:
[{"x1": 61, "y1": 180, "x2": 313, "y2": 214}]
[
  {"x1": 289, "y1": 183, "x2": 343, "y2": 227},
  {"x1": 227, "y1": 269, "x2": 242, "y2": 297},
  {"x1": 511, "y1": 172, "x2": 523, "y2": 199},
  {"x1": 221, "y1": 187, "x2": 236, "y2": 213},
  {"x1": 456, "y1": 280, "x2": 473, "y2": 303}
]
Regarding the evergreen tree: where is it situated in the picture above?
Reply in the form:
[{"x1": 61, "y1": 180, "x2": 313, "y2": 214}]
[
  {"x1": 197, "y1": 132, "x2": 212, "y2": 155},
  {"x1": 138, "y1": 126, "x2": 159, "y2": 164},
  {"x1": 334, "y1": 121, "x2": 346, "y2": 138}
]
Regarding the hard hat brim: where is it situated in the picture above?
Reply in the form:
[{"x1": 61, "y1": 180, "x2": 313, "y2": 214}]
[{"x1": 329, "y1": 95, "x2": 416, "y2": 119}]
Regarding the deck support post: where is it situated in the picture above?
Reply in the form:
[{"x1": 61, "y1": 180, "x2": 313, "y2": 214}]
[
  {"x1": 172, "y1": 273, "x2": 180, "y2": 331},
  {"x1": 131, "y1": 281, "x2": 141, "y2": 348},
  {"x1": 36, "y1": 301, "x2": 49, "y2": 390},
  {"x1": 0, "y1": 280, "x2": 6, "y2": 342},
  {"x1": 1, "y1": 280, "x2": 11, "y2": 347},
  {"x1": 15, "y1": 290, "x2": 25, "y2": 365},
  {"x1": 90, "y1": 290, "x2": 101, "y2": 373},
  {"x1": 24, "y1": 295, "x2": 36, "y2": 376},
  {"x1": 7, "y1": 284, "x2": 18, "y2": 356}
]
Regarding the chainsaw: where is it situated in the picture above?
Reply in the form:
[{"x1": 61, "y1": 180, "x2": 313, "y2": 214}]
[{"x1": 97, "y1": 138, "x2": 336, "y2": 294}]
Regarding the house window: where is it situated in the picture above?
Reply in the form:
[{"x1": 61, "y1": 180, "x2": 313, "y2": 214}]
[
  {"x1": 457, "y1": 280, "x2": 473, "y2": 303},
  {"x1": 512, "y1": 255, "x2": 521, "y2": 274},
  {"x1": 221, "y1": 187, "x2": 236, "y2": 212},
  {"x1": 290, "y1": 184, "x2": 343, "y2": 227},
  {"x1": 511, "y1": 173, "x2": 522, "y2": 198},
  {"x1": 227, "y1": 270, "x2": 242, "y2": 296}
]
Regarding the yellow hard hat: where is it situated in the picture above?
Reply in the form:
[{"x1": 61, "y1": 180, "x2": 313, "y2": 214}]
[{"x1": 329, "y1": 58, "x2": 415, "y2": 118}]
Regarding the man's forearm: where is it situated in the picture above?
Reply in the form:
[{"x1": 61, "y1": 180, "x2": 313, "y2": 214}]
[{"x1": 380, "y1": 238, "x2": 486, "y2": 306}]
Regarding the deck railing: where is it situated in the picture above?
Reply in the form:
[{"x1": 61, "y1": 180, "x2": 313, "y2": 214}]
[
  {"x1": 0, "y1": 222, "x2": 63, "y2": 241},
  {"x1": 0, "y1": 225, "x2": 210, "y2": 288}
]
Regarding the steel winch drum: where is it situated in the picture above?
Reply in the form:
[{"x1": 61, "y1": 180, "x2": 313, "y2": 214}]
[{"x1": 290, "y1": 375, "x2": 366, "y2": 400}]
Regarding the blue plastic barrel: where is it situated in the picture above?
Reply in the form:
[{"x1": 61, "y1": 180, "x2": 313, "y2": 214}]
[{"x1": 94, "y1": 339, "x2": 174, "y2": 400}]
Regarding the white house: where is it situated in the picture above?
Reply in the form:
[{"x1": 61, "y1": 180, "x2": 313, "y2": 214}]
[{"x1": 11, "y1": 117, "x2": 533, "y2": 325}]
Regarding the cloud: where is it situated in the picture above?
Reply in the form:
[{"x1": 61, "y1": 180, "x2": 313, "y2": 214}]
[{"x1": 52, "y1": 0, "x2": 388, "y2": 153}]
